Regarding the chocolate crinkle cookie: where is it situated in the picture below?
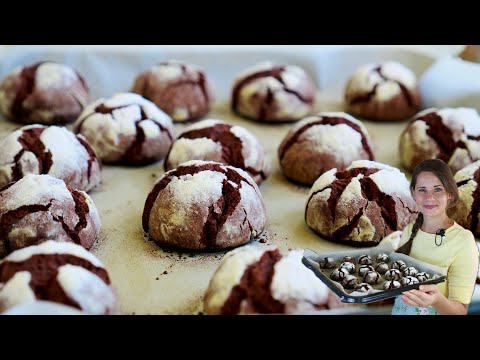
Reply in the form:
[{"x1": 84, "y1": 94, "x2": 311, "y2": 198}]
[
  {"x1": 0, "y1": 61, "x2": 89, "y2": 125},
  {"x1": 399, "y1": 107, "x2": 480, "y2": 173},
  {"x1": 231, "y1": 61, "x2": 316, "y2": 123},
  {"x1": 74, "y1": 92, "x2": 174, "y2": 166},
  {"x1": 131, "y1": 60, "x2": 214, "y2": 122},
  {"x1": 0, "y1": 241, "x2": 116, "y2": 314},
  {"x1": 203, "y1": 246, "x2": 348, "y2": 314},
  {"x1": 449, "y1": 161, "x2": 480, "y2": 237},
  {"x1": 0, "y1": 124, "x2": 101, "y2": 192},
  {"x1": 278, "y1": 112, "x2": 374, "y2": 185},
  {"x1": 142, "y1": 160, "x2": 266, "y2": 251},
  {"x1": 345, "y1": 61, "x2": 420, "y2": 121},
  {"x1": 305, "y1": 160, "x2": 417, "y2": 246},
  {"x1": 0, "y1": 174, "x2": 101, "y2": 258},
  {"x1": 164, "y1": 119, "x2": 270, "y2": 184}
]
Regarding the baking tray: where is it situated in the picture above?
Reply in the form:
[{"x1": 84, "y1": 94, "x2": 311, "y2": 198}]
[
  {"x1": 302, "y1": 247, "x2": 447, "y2": 304},
  {"x1": 0, "y1": 45, "x2": 470, "y2": 314}
]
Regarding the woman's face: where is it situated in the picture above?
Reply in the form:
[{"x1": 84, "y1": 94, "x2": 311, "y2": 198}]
[{"x1": 412, "y1": 171, "x2": 451, "y2": 218}]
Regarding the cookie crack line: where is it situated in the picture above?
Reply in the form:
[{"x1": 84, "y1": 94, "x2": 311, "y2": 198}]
[
  {"x1": 359, "y1": 176, "x2": 398, "y2": 233},
  {"x1": 169, "y1": 124, "x2": 264, "y2": 179},
  {"x1": 279, "y1": 116, "x2": 374, "y2": 161},
  {"x1": 0, "y1": 253, "x2": 110, "y2": 310},
  {"x1": 349, "y1": 66, "x2": 414, "y2": 107},
  {"x1": 231, "y1": 66, "x2": 312, "y2": 113},
  {"x1": 0, "y1": 203, "x2": 52, "y2": 255},
  {"x1": 200, "y1": 172, "x2": 244, "y2": 247},
  {"x1": 305, "y1": 167, "x2": 379, "y2": 222},
  {"x1": 419, "y1": 111, "x2": 473, "y2": 163},
  {"x1": 221, "y1": 250, "x2": 284, "y2": 314},
  {"x1": 10, "y1": 62, "x2": 44, "y2": 120},
  {"x1": 12, "y1": 127, "x2": 53, "y2": 181},
  {"x1": 142, "y1": 163, "x2": 257, "y2": 233}
]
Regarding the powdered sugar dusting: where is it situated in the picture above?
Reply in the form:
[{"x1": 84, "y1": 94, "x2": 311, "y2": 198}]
[
  {"x1": 381, "y1": 61, "x2": 417, "y2": 89},
  {"x1": 437, "y1": 107, "x2": 480, "y2": 137},
  {"x1": 233, "y1": 61, "x2": 274, "y2": 83},
  {"x1": 169, "y1": 138, "x2": 223, "y2": 166},
  {"x1": 369, "y1": 167, "x2": 412, "y2": 198},
  {"x1": 348, "y1": 160, "x2": 397, "y2": 173},
  {"x1": 0, "y1": 174, "x2": 73, "y2": 210},
  {"x1": 0, "y1": 271, "x2": 35, "y2": 311},
  {"x1": 230, "y1": 125, "x2": 263, "y2": 168},
  {"x1": 40, "y1": 126, "x2": 89, "y2": 178},
  {"x1": 151, "y1": 63, "x2": 184, "y2": 81},
  {"x1": 309, "y1": 168, "x2": 338, "y2": 195},
  {"x1": 36, "y1": 62, "x2": 79, "y2": 90},
  {"x1": 349, "y1": 160, "x2": 412, "y2": 198},
  {"x1": 3, "y1": 240, "x2": 105, "y2": 268},
  {"x1": 347, "y1": 61, "x2": 417, "y2": 101},
  {"x1": 75, "y1": 93, "x2": 174, "y2": 163},
  {"x1": 204, "y1": 245, "x2": 268, "y2": 312},
  {"x1": 180, "y1": 118, "x2": 223, "y2": 132},
  {"x1": 455, "y1": 160, "x2": 480, "y2": 183},
  {"x1": 57, "y1": 264, "x2": 116, "y2": 314},
  {"x1": 168, "y1": 170, "x2": 225, "y2": 212},
  {"x1": 302, "y1": 124, "x2": 364, "y2": 161},
  {"x1": 271, "y1": 249, "x2": 329, "y2": 304}
]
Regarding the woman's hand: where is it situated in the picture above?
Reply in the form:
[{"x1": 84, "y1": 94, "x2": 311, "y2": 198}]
[
  {"x1": 401, "y1": 284, "x2": 443, "y2": 307},
  {"x1": 401, "y1": 285, "x2": 469, "y2": 314}
]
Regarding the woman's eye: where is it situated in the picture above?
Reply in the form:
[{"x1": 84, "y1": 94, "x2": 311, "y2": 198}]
[
  {"x1": 418, "y1": 189, "x2": 425, "y2": 192},
  {"x1": 434, "y1": 188, "x2": 443, "y2": 192}
]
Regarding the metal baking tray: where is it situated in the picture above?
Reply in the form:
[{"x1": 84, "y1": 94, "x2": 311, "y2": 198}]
[{"x1": 302, "y1": 248, "x2": 447, "y2": 304}]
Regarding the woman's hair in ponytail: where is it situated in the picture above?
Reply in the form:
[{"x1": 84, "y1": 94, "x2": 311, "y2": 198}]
[{"x1": 396, "y1": 213, "x2": 423, "y2": 255}]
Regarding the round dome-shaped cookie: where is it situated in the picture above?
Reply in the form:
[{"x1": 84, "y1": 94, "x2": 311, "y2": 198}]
[
  {"x1": 383, "y1": 280, "x2": 401, "y2": 290},
  {"x1": 345, "y1": 61, "x2": 420, "y2": 121},
  {"x1": 0, "y1": 61, "x2": 89, "y2": 125},
  {"x1": 0, "y1": 124, "x2": 101, "y2": 192},
  {"x1": 278, "y1": 112, "x2": 374, "y2": 185},
  {"x1": 0, "y1": 241, "x2": 116, "y2": 314},
  {"x1": 231, "y1": 61, "x2": 316, "y2": 122},
  {"x1": 131, "y1": 60, "x2": 214, "y2": 122},
  {"x1": 330, "y1": 267, "x2": 349, "y2": 281},
  {"x1": 164, "y1": 119, "x2": 270, "y2": 184},
  {"x1": 73, "y1": 92, "x2": 174, "y2": 166},
  {"x1": 319, "y1": 257, "x2": 336, "y2": 269},
  {"x1": 204, "y1": 246, "x2": 346, "y2": 314},
  {"x1": 399, "y1": 107, "x2": 480, "y2": 173},
  {"x1": 142, "y1": 160, "x2": 266, "y2": 251},
  {"x1": 305, "y1": 160, "x2": 417, "y2": 246},
  {"x1": 0, "y1": 174, "x2": 101, "y2": 258},
  {"x1": 449, "y1": 161, "x2": 480, "y2": 236}
]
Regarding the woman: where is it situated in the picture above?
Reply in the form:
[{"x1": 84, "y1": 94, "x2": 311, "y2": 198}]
[{"x1": 392, "y1": 159, "x2": 479, "y2": 315}]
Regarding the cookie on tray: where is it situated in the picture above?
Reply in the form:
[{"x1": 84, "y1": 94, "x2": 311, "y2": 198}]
[
  {"x1": 131, "y1": 60, "x2": 214, "y2": 122},
  {"x1": 345, "y1": 61, "x2": 420, "y2": 121},
  {"x1": 142, "y1": 160, "x2": 266, "y2": 251},
  {"x1": 204, "y1": 246, "x2": 347, "y2": 314},
  {"x1": 278, "y1": 112, "x2": 374, "y2": 185},
  {"x1": 0, "y1": 241, "x2": 116, "y2": 315},
  {"x1": 74, "y1": 93, "x2": 174, "y2": 166},
  {"x1": 399, "y1": 107, "x2": 480, "y2": 173},
  {"x1": 0, "y1": 61, "x2": 89, "y2": 125},
  {"x1": 164, "y1": 119, "x2": 270, "y2": 184},
  {"x1": 0, "y1": 174, "x2": 101, "y2": 258},
  {"x1": 305, "y1": 160, "x2": 418, "y2": 246},
  {"x1": 0, "y1": 124, "x2": 101, "y2": 192},
  {"x1": 231, "y1": 61, "x2": 316, "y2": 122}
]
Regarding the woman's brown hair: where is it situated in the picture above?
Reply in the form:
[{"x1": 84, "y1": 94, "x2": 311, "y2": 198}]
[{"x1": 396, "y1": 159, "x2": 459, "y2": 255}]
